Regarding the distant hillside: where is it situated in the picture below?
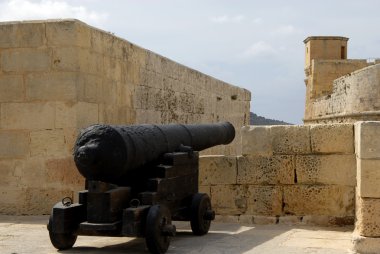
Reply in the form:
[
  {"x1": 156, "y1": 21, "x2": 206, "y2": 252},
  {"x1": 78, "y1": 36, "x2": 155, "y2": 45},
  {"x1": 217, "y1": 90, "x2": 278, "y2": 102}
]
[{"x1": 250, "y1": 112, "x2": 292, "y2": 125}]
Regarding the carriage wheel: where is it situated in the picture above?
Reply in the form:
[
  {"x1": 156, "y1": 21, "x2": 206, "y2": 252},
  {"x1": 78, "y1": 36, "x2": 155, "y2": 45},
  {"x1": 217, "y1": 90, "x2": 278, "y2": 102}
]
[
  {"x1": 190, "y1": 193, "x2": 214, "y2": 235},
  {"x1": 48, "y1": 214, "x2": 77, "y2": 250},
  {"x1": 145, "y1": 205, "x2": 176, "y2": 254}
]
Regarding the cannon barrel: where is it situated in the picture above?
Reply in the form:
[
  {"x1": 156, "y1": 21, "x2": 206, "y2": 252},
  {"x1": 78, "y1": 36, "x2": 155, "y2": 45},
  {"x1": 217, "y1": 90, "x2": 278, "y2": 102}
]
[{"x1": 74, "y1": 122, "x2": 235, "y2": 183}]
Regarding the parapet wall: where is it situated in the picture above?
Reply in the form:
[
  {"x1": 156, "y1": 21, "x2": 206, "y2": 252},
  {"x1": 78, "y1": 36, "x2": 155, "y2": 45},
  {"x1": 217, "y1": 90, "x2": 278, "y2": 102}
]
[
  {"x1": 199, "y1": 124, "x2": 356, "y2": 225},
  {"x1": 306, "y1": 64, "x2": 380, "y2": 123},
  {"x1": 0, "y1": 19, "x2": 250, "y2": 215}
]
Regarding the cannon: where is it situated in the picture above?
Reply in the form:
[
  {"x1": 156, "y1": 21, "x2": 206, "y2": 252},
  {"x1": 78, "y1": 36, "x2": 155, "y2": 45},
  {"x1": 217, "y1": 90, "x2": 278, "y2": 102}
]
[{"x1": 47, "y1": 122, "x2": 235, "y2": 254}]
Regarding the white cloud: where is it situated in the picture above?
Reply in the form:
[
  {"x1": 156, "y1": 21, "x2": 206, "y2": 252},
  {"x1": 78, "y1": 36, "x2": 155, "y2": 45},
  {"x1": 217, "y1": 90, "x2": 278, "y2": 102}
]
[
  {"x1": 252, "y1": 17, "x2": 263, "y2": 24},
  {"x1": 0, "y1": 0, "x2": 108, "y2": 26},
  {"x1": 242, "y1": 41, "x2": 276, "y2": 58},
  {"x1": 210, "y1": 14, "x2": 245, "y2": 24}
]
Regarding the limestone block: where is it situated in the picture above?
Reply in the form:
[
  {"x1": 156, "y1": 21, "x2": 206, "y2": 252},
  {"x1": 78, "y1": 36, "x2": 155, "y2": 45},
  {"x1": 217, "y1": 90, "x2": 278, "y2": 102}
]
[
  {"x1": 301, "y1": 215, "x2": 354, "y2": 226},
  {"x1": 245, "y1": 186, "x2": 283, "y2": 216},
  {"x1": 283, "y1": 185, "x2": 355, "y2": 216},
  {"x1": 253, "y1": 216, "x2": 277, "y2": 224},
  {"x1": 356, "y1": 196, "x2": 380, "y2": 237},
  {"x1": 237, "y1": 155, "x2": 294, "y2": 185},
  {"x1": 238, "y1": 215, "x2": 254, "y2": 224},
  {"x1": 198, "y1": 185, "x2": 211, "y2": 197},
  {"x1": 211, "y1": 185, "x2": 247, "y2": 215},
  {"x1": 278, "y1": 216, "x2": 302, "y2": 225},
  {"x1": 357, "y1": 159, "x2": 380, "y2": 198},
  {"x1": 0, "y1": 21, "x2": 45, "y2": 48},
  {"x1": 55, "y1": 102, "x2": 98, "y2": 129},
  {"x1": 26, "y1": 72, "x2": 77, "y2": 101},
  {"x1": 134, "y1": 109, "x2": 161, "y2": 124},
  {"x1": 52, "y1": 47, "x2": 102, "y2": 74},
  {"x1": 99, "y1": 104, "x2": 135, "y2": 125},
  {"x1": 214, "y1": 215, "x2": 239, "y2": 223},
  {"x1": 355, "y1": 121, "x2": 380, "y2": 159},
  {"x1": 352, "y1": 233, "x2": 380, "y2": 254},
  {"x1": 116, "y1": 82, "x2": 134, "y2": 108},
  {"x1": 63, "y1": 128, "x2": 78, "y2": 154},
  {"x1": 271, "y1": 125, "x2": 311, "y2": 154},
  {"x1": 0, "y1": 131, "x2": 29, "y2": 158},
  {"x1": 296, "y1": 154, "x2": 356, "y2": 186},
  {"x1": 1, "y1": 48, "x2": 51, "y2": 72},
  {"x1": 103, "y1": 57, "x2": 123, "y2": 81},
  {"x1": 199, "y1": 155, "x2": 237, "y2": 185},
  {"x1": 24, "y1": 187, "x2": 75, "y2": 215},
  {"x1": 45, "y1": 157, "x2": 84, "y2": 188},
  {"x1": 0, "y1": 75, "x2": 24, "y2": 102},
  {"x1": 76, "y1": 102, "x2": 99, "y2": 129},
  {"x1": 1, "y1": 102, "x2": 55, "y2": 129},
  {"x1": 241, "y1": 126, "x2": 272, "y2": 156},
  {"x1": 46, "y1": 20, "x2": 91, "y2": 47},
  {"x1": 125, "y1": 60, "x2": 140, "y2": 85},
  {"x1": 77, "y1": 74, "x2": 103, "y2": 103},
  {"x1": 310, "y1": 124, "x2": 354, "y2": 154},
  {"x1": 18, "y1": 157, "x2": 47, "y2": 188},
  {"x1": 30, "y1": 129, "x2": 66, "y2": 157},
  {"x1": 0, "y1": 159, "x2": 22, "y2": 187},
  {"x1": 55, "y1": 102, "x2": 76, "y2": 128},
  {"x1": 0, "y1": 187, "x2": 27, "y2": 215}
]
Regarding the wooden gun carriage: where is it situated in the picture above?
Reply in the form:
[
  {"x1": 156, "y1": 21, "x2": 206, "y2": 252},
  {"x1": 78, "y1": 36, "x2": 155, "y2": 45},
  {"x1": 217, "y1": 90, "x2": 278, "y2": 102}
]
[{"x1": 47, "y1": 122, "x2": 235, "y2": 253}]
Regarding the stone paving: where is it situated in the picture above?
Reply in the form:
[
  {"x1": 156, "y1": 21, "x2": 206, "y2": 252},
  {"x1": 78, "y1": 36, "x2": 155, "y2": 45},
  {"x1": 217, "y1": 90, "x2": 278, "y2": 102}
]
[{"x1": 0, "y1": 216, "x2": 355, "y2": 254}]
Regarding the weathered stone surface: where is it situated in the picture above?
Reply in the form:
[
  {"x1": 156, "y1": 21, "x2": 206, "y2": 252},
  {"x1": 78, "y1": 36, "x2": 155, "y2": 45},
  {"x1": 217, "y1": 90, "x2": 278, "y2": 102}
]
[
  {"x1": 284, "y1": 185, "x2": 355, "y2": 216},
  {"x1": 0, "y1": 19, "x2": 250, "y2": 215},
  {"x1": 0, "y1": 186, "x2": 73, "y2": 215},
  {"x1": 237, "y1": 155, "x2": 294, "y2": 185},
  {"x1": 0, "y1": 159, "x2": 22, "y2": 187},
  {"x1": 357, "y1": 159, "x2": 380, "y2": 198},
  {"x1": 26, "y1": 72, "x2": 77, "y2": 101},
  {"x1": 198, "y1": 185, "x2": 211, "y2": 197},
  {"x1": 30, "y1": 130, "x2": 66, "y2": 157},
  {"x1": 46, "y1": 20, "x2": 91, "y2": 47},
  {"x1": 55, "y1": 102, "x2": 98, "y2": 129},
  {"x1": 52, "y1": 47, "x2": 103, "y2": 74},
  {"x1": 253, "y1": 216, "x2": 277, "y2": 224},
  {"x1": 25, "y1": 187, "x2": 75, "y2": 215},
  {"x1": 0, "y1": 75, "x2": 23, "y2": 102},
  {"x1": 278, "y1": 216, "x2": 302, "y2": 225},
  {"x1": 45, "y1": 157, "x2": 84, "y2": 188},
  {"x1": 0, "y1": 131, "x2": 29, "y2": 158},
  {"x1": 271, "y1": 125, "x2": 311, "y2": 154},
  {"x1": 310, "y1": 123, "x2": 354, "y2": 154},
  {"x1": 356, "y1": 196, "x2": 380, "y2": 237},
  {"x1": 211, "y1": 185, "x2": 247, "y2": 215},
  {"x1": 199, "y1": 155, "x2": 237, "y2": 185},
  {"x1": 0, "y1": 21, "x2": 45, "y2": 48},
  {"x1": 1, "y1": 102, "x2": 55, "y2": 129},
  {"x1": 301, "y1": 215, "x2": 354, "y2": 226},
  {"x1": 238, "y1": 214, "x2": 254, "y2": 224},
  {"x1": 241, "y1": 126, "x2": 272, "y2": 156},
  {"x1": 355, "y1": 121, "x2": 380, "y2": 159},
  {"x1": 1, "y1": 49, "x2": 51, "y2": 72},
  {"x1": 352, "y1": 233, "x2": 380, "y2": 254},
  {"x1": 214, "y1": 215, "x2": 239, "y2": 223},
  {"x1": 296, "y1": 154, "x2": 356, "y2": 186},
  {"x1": 245, "y1": 186, "x2": 283, "y2": 216}
]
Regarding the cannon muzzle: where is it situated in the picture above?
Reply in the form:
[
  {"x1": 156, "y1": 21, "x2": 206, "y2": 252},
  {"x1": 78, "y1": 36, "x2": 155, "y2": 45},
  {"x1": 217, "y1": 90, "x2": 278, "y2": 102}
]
[{"x1": 74, "y1": 122, "x2": 235, "y2": 183}]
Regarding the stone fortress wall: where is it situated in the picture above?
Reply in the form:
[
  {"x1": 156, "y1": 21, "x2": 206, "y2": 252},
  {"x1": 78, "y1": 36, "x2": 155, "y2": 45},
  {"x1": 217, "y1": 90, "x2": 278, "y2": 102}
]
[
  {"x1": 303, "y1": 36, "x2": 380, "y2": 123},
  {"x1": 1, "y1": 19, "x2": 380, "y2": 253},
  {"x1": 200, "y1": 124, "x2": 356, "y2": 225},
  {"x1": 0, "y1": 19, "x2": 250, "y2": 215}
]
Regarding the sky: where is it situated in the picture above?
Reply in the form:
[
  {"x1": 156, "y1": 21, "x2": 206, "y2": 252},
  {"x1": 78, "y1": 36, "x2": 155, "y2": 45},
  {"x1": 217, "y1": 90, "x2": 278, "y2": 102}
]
[{"x1": 0, "y1": 0, "x2": 379, "y2": 124}]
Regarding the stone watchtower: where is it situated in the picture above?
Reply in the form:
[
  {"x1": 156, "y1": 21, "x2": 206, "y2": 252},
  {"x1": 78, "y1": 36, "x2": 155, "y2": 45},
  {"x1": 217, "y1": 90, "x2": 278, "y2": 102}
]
[{"x1": 304, "y1": 36, "x2": 349, "y2": 100}]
